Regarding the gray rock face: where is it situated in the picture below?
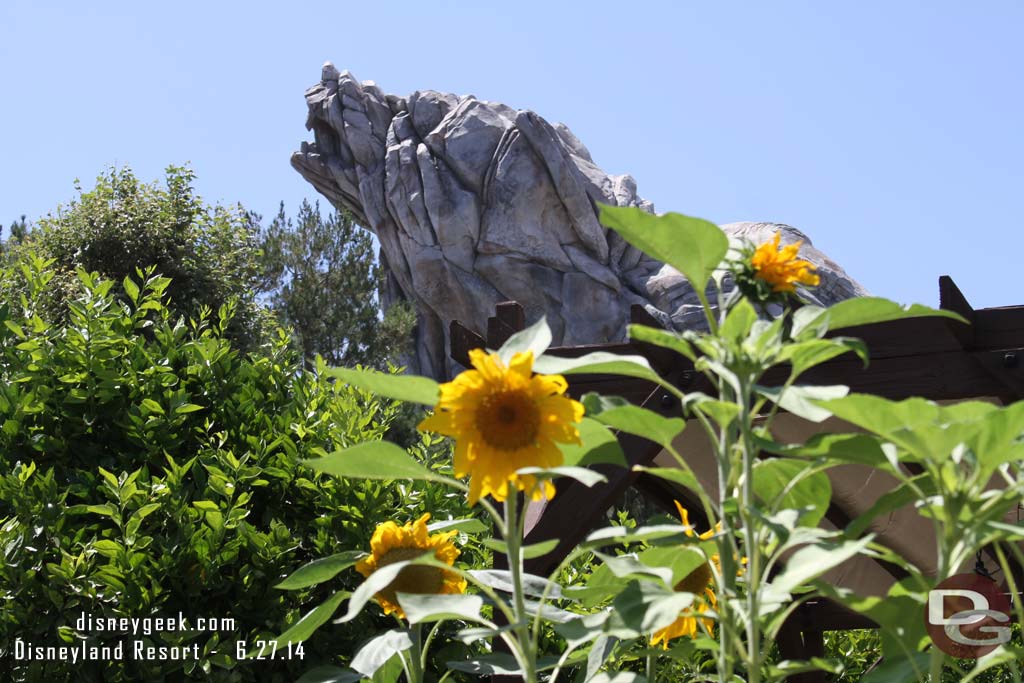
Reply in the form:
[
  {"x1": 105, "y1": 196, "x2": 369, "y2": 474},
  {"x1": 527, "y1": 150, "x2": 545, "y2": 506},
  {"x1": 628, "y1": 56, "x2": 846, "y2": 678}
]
[{"x1": 292, "y1": 65, "x2": 868, "y2": 378}]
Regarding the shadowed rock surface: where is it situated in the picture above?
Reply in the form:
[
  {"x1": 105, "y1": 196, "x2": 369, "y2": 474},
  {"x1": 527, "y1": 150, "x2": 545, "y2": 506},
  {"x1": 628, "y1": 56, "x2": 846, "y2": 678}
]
[{"x1": 292, "y1": 64, "x2": 868, "y2": 378}]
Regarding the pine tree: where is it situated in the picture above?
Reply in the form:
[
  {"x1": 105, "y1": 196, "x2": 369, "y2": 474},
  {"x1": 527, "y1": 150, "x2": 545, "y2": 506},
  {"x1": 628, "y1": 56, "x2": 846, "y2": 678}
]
[{"x1": 258, "y1": 200, "x2": 414, "y2": 368}]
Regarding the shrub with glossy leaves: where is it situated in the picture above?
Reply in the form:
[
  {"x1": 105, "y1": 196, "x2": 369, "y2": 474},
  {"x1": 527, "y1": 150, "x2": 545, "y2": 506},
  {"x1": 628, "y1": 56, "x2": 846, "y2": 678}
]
[{"x1": 0, "y1": 255, "x2": 471, "y2": 682}]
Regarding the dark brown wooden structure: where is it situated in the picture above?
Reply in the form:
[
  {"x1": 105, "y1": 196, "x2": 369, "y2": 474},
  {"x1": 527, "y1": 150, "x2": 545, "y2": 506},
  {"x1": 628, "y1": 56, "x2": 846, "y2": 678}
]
[{"x1": 448, "y1": 277, "x2": 1024, "y2": 683}]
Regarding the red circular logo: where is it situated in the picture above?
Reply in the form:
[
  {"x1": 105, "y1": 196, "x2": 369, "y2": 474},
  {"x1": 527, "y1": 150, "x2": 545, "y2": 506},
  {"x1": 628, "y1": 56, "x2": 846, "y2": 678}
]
[{"x1": 924, "y1": 573, "x2": 1012, "y2": 658}]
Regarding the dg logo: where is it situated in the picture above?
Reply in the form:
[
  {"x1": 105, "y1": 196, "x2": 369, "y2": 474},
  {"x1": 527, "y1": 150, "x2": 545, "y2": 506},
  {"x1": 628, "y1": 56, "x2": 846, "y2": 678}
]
[{"x1": 924, "y1": 573, "x2": 1013, "y2": 658}]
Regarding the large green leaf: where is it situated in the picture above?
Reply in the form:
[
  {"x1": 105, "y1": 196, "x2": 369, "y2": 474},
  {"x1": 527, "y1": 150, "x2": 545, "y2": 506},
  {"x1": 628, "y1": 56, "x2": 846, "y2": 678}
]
[
  {"x1": 765, "y1": 536, "x2": 873, "y2": 598},
  {"x1": 608, "y1": 580, "x2": 697, "y2": 638},
  {"x1": 336, "y1": 557, "x2": 430, "y2": 623},
  {"x1": 583, "y1": 523, "x2": 691, "y2": 548},
  {"x1": 628, "y1": 324, "x2": 696, "y2": 360},
  {"x1": 273, "y1": 591, "x2": 349, "y2": 645},
  {"x1": 963, "y1": 647, "x2": 1024, "y2": 682},
  {"x1": 599, "y1": 205, "x2": 728, "y2": 291},
  {"x1": 751, "y1": 458, "x2": 832, "y2": 526},
  {"x1": 824, "y1": 395, "x2": 1024, "y2": 474},
  {"x1": 589, "y1": 673, "x2": 648, "y2": 683},
  {"x1": 596, "y1": 552, "x2": 674, "y2": 588},
  {"x1": 792, "y1": 297, "x2": 966, "y2": 338},
  {"x1": 533, "y1": 351, "x2": 663, "y2": 385},
  {"x1": 275, "y1": 550, "x2": 367, "y2": 590},
  {"x1": 690, "y1": 396, "x2": 740, "y2": 429},
  {"x1": 446, "y1": 654, "x2": 523, "y2": 676},
  {"x1": 777, "y1": 337, "x2": 868, "y2": 378},
  {"x1": 456, "y1": 624, "x2": 519, "y2": 645},
  {"x1": 820, "y1": 394, "x2": 939, "y2": 439},
  {"x1": 821, "y1": 394, "x2": 974, "y2": 463},
  {"x1": 559, "y1": 418, "x2": 627, "y2": 467},
  {"x1": 469, "y1": 570, "x2": 563, "y2": 599},
  {"x1": 631, "y1": 466, "x2": 701, "y2": 496},
  {"x1": 760, "y1": 432, "x2": 891, "y2": 469},
  {"x1": 582, "y1": 397, "x2": 685, "y2": 448},
  {"x1": 516, "y1": 466, "x2": 608, "y2": 488},
  {"x1": 584, "y1": 637, "x2": 620, "y2": 682},
  {"x1": 303, "y1": 441, "x2": 451, "y2": 483},
  {"x1": 965, "y1": 400, "x2": 1024, "y2": 473},
  {"x1": 396, "y1": 593, "x2": 485, "y2": 625},
  {"x1": 494, "y1": 316, "x2": 552, "y2": 365},
  {"x1": 480, "y1": 537, "x2": 559, "y2": 560},
  {"x1": 427, "y1": 518, "x2": 488, "y2": 534},
  {"x1": 756, "y1": 384, "x2": 849, "y2": 423},
  {"x1": 638, "y1": 546, "x2": 708, "y2": 588},
  {"x1": 327, "y1": 367, "x2": 439, "y2": 406},
  {"x1": 294, "y1": 666, "x2": 363, "y2": 683},
  {"x1": 370, "y1": 654, "x2": 405, "y2": 683},
  {"x1": 350, "y1": 629, "x2": 413, "y2": 677},
  {"x1": 719, "y1": 298, "x2": 757, "y2": 341}
]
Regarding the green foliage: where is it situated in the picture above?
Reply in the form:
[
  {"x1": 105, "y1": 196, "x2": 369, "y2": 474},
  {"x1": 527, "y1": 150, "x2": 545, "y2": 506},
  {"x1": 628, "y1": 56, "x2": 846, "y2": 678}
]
[
  {"x1": 258, "y1": 201, "x2": 415, "y2": 368},
  {"x1": 0, "y1": 256, "x2": 472, "y2": 681},
  {"x1": 309, "y1": 206, "x2": 1024, "y2": 683},
  {"x1": 2, "y1": 215, "x2": 29, "y2": 258},
  {"x1": 2, "y1": 166, "x2": 274, "y2": 350}
]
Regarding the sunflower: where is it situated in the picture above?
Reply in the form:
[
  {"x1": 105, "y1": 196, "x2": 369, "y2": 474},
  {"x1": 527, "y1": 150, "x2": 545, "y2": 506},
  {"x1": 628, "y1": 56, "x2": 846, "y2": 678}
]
[
  {"x1": 749, "y1": 231, "x2": 821, "y2": 293},
  {"x1": 418, "y1": 349, "x2": 585, "y2": 506},
  {"x1": 651, "y1": 502, "x2": 722, "y2": 648},
  {"x1": 355, "y1": 513, "x2": 466, "y2": 619}
]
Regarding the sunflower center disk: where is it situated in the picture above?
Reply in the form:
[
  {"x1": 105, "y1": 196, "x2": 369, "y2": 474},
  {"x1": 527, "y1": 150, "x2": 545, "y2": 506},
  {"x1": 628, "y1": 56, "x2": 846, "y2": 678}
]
[
  {"x1": 674, "y1": 561, "x2": 713, "y2": 595},
  {"x1": 377, "y1": 547, "x2": 445, "y2": 595},
  {"x1": 475, "y1": 390, "x2": 541, "y2": 451}
]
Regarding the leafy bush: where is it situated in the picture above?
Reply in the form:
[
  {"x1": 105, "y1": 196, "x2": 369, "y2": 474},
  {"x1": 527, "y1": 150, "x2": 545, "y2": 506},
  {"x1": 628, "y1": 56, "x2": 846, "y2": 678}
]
[
  {"x1": 1, "y1": 166, "x2": 273, "y2": 350},
  {"x1": 0, "y1": 255, "x2": 471, "y2": 682}
]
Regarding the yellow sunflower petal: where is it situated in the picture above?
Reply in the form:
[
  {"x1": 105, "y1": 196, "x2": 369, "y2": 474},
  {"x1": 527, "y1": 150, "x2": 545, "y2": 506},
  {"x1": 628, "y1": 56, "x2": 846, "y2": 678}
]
[
  {"x1": 749, "y1": 231, "x2": 819, "y2": 294},
  {"x1": 358, "y1": 514, "x2": 467, "y2": 620},
  {"x1": 529, "y1": 373, "x2": 569, "y2": 398},
  {"x1": 674, "y1": 500, "x2": 694, "y2": 536},
  {"x1": 418, "y1": 349, "x2": 585, "y2": 507},
  {"x1": 418, "y1": 410, "x2": 457, "y2": 436},
  {"x1": 508, "y1": 351, "x2": 534, "y2": 382},
  {"x1": 468, "y1": 348, "x2": 505, "y2": 385}
]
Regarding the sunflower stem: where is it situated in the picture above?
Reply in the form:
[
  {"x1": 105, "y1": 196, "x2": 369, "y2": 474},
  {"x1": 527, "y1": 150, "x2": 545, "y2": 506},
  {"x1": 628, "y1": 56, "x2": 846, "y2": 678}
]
[
  {"x1": 504, "y1": 491, "x2": 537, "y2": 683},
  {"x1": 738, "y1": 379, "x2": 762, "y2": 683},
  {"x1": 406, "y1": 622, "x2": 425, "y2": 683},
  {"x1": 712, "y1": 381, "x2": 738, "y2": 683},
  {"x1": 420, "y1": 621, "x2": 442, "y2": 672}
]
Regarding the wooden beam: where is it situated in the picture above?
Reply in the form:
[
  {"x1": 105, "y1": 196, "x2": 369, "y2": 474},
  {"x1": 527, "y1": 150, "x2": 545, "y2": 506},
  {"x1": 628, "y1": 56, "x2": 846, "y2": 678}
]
[
  {"x1": 449, "y1": 320, "x2": 485, "y2": 369},
  {"x1": 552, "y1": 341, "x2": 1021, "y2": 403},
  {"x1": 766, "y1": 348, "x2": 1014, "y2": 401},
  {"x1": 939, "y1": 275, "x2": 976, "y2": 348},
  {"x1": 974, "y1": 306, "x2": 1024, "y2": 351},
  {"x1": 971, "y1": 349, "x2": 1024, "y2": 403},
  {"x1": 487, "y1": 301, "x2": 526, "y2": 349}
]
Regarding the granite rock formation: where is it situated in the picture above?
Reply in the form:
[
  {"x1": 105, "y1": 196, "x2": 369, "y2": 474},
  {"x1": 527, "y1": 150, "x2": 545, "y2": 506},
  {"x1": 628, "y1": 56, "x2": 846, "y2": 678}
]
[{"x1": 292, "y1": 64, "x2": 868, "y2": 378}]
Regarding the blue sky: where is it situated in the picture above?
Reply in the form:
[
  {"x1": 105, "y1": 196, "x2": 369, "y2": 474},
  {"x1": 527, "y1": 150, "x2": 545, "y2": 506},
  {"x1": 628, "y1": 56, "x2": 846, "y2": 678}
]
[{"x1": 1, "y1": 1, "x2": 1021, "y2": 308}]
